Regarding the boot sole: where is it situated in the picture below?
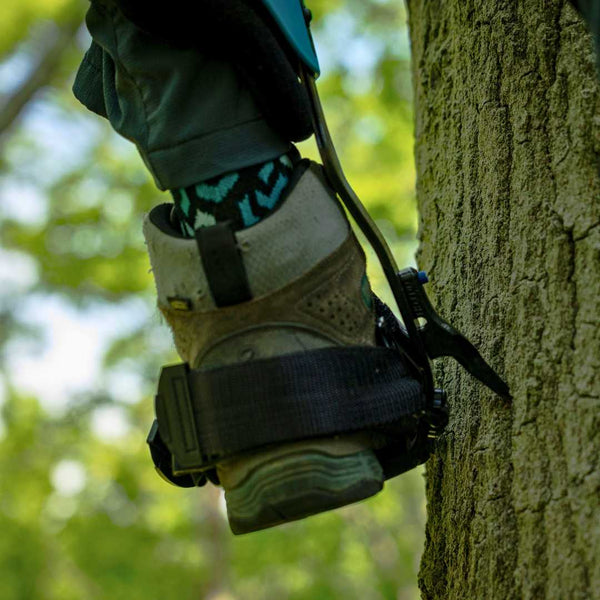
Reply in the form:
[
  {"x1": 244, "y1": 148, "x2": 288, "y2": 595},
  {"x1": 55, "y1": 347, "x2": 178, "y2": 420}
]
[{"x1": 224, "y1": 449, "x2": 384, "y2": 534}]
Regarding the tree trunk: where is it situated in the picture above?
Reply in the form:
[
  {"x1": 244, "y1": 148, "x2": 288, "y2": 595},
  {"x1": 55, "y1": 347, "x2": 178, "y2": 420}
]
[{"x1": 407, "y1": 1, "x2": 600, "y2": 598}]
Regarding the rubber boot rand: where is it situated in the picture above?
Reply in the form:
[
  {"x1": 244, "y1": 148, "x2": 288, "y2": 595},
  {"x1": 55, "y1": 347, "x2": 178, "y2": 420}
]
[{"x1": 143, "y1": 160, "x2": 385, "y2": 533}]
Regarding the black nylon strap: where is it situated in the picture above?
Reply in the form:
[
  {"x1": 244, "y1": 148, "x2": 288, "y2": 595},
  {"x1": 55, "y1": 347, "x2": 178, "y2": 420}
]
[
  {"x1": 155, "y1": 347, "x2": 424, "y2": 471},
  {"x1": 195, "y1": 222, "x2": 252, "y2": 307}
]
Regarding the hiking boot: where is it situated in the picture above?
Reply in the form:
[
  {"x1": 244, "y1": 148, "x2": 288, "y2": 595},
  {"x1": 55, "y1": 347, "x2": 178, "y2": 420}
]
[{"x1": 143, "y1": 160, "x2": 385, "y2": 533}]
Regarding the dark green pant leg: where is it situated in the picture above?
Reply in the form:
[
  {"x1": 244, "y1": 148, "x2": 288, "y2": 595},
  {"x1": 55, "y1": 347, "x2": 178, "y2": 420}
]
[{"x1": 73, "y1": 0, "x2": 290, "y2": 190}]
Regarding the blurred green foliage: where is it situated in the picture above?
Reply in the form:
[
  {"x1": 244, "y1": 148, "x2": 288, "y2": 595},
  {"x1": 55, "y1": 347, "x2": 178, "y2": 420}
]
[{"x1": 0, "y1": 0, "x2": 425, "y2": 598}]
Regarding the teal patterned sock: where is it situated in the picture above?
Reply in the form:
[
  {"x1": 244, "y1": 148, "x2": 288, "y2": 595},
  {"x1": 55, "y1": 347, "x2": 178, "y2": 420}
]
[{"x1": 170, "y1": 149, "x2": 298, "y2": 236}]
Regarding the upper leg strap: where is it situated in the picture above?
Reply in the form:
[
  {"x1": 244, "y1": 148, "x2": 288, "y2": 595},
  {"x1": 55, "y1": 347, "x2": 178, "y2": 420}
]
[{"x1": 154, "y1": 346, "x2": 424, "y2": 474}]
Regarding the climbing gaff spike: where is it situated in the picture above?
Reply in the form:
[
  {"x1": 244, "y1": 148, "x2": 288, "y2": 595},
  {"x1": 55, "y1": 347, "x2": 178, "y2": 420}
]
[{"x1": 397, "y1": 269, "x2": 512, "y2": 401}]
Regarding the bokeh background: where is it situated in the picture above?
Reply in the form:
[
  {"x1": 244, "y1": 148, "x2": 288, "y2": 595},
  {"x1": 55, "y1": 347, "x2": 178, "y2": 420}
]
[{"x1": 0, "y1": 1, "x2": 425, "y2": 598}]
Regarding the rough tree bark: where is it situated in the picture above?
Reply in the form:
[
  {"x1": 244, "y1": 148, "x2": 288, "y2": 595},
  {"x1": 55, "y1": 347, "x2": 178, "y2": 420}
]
[{"x1": 407, "y1": 1, "x2": 600, "y2": 598}]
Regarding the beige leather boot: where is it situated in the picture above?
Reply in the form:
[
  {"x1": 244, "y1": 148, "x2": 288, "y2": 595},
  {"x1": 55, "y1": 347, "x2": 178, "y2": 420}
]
[{"x1": 144, "y1": 161, "x2": 384, "y2": 533}]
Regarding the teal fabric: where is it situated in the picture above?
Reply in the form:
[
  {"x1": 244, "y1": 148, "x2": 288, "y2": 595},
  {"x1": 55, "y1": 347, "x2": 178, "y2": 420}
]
[
  {"x1": 260, "y1": 0, "x2": 320, "y2": 75},
  {"x1": 73, "y1": 0, "x2": 291, "y2": 190}
]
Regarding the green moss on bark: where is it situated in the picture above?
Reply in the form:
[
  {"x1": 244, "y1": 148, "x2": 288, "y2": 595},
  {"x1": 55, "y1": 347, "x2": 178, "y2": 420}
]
[{"x1": 407, "y1": 1, "x2": 600, "y2": 598}]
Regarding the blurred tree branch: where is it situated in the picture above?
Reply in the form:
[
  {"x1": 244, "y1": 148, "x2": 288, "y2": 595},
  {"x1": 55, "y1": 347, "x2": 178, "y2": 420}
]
[{"x1": 0, "y1": 18, "x2": 81, "y2": 144}]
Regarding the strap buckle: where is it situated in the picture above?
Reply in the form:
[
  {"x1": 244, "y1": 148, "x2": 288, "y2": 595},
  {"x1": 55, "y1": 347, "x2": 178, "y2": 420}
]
[{"x1": 154, "y1": 363, "x2": 207, "y2": 473}]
